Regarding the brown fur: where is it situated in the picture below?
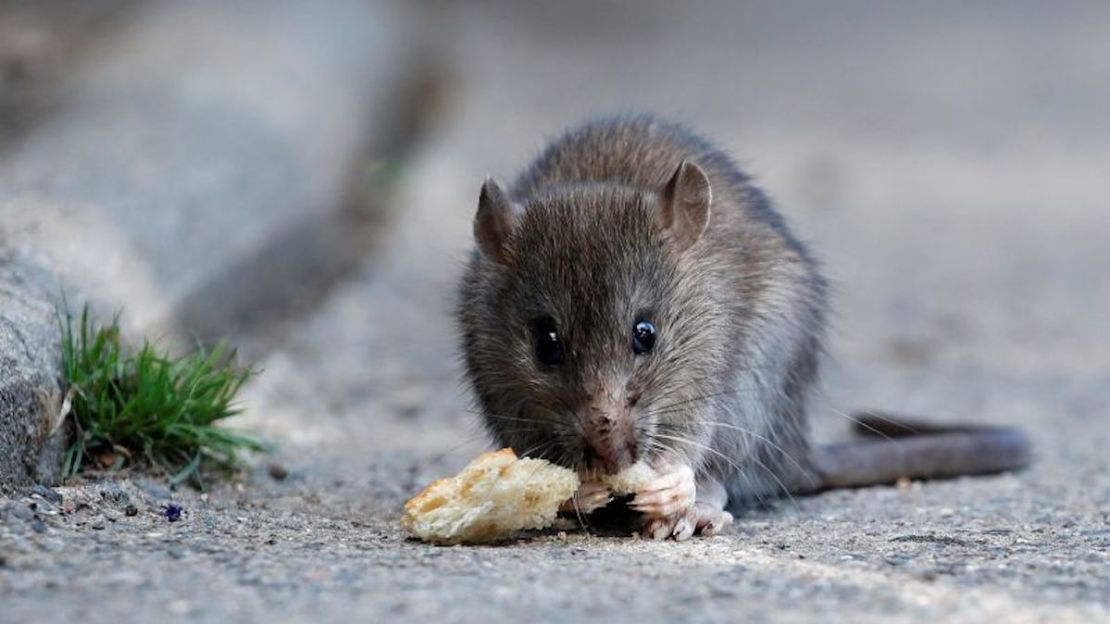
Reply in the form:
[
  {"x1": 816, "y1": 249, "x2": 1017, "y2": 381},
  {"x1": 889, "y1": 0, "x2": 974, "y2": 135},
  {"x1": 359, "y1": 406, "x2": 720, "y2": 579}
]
[
  {"x1": 457, "y1": 115, "x2": 1029, "y2": 513},
  {"x1": 458, "y1": 116, "x2": 826, "y2": 508}
]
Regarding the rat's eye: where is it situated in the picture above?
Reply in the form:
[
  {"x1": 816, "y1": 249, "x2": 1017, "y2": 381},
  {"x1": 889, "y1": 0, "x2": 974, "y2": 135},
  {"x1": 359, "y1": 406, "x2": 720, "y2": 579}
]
[
  {"x1": 632, "y1": 320, "x2": 656, "y2": 355},
  {"x1": 531, "y1": 316, "x2": 565, "y2": 366}
]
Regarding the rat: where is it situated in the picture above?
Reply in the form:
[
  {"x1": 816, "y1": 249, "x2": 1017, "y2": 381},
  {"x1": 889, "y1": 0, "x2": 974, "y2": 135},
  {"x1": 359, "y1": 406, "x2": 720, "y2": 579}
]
[{"x1": 457, "y1": 115, "x2": 1031, "y2": 541}]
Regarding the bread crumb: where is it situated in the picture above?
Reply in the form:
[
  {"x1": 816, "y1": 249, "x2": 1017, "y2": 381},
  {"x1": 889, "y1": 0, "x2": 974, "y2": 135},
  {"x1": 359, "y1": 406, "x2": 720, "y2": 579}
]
[
  {"x1": 402, "y1": 449, "x2": 579, "y2": 544},
  {"x1": 601, "y1": 462, "x2": 657, "y2": 495}
]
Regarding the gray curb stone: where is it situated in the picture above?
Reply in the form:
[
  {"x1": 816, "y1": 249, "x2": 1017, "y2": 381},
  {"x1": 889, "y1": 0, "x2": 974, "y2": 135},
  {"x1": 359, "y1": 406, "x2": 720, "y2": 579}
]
[{"x1": 0, "y1": 253, "x2": 63, "y2": 491}]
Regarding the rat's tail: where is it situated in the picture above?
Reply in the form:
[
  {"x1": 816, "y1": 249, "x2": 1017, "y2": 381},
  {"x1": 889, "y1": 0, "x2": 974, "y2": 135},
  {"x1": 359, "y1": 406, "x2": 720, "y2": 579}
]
[{"x1": 810, "y1": 411, "x2": 1032, "y2": 489}]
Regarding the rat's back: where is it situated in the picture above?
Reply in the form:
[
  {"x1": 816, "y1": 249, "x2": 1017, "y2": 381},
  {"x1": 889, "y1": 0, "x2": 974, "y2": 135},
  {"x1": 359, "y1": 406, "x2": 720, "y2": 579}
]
[
  {"x1": 512, "y1": 116, "x2": 742, "y2": 197},
  {"x1": 511, "y1": 116, "x2": 806, "y2": 256}
]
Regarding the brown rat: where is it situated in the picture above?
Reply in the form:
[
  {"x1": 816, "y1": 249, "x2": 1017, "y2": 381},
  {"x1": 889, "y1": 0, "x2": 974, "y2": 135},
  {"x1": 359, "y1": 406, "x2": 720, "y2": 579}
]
[{"x1": 457, "y1": 115, "x2": 1030, "y2": 540}]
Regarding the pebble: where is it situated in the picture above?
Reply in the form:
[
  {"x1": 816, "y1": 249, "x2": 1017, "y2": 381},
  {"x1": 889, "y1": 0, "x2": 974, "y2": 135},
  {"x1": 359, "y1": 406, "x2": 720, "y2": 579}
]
[
  {"x1": 32, "y1": 484, "x2": 63, "y2": 505},
  {"x1": 914, "y1": 569, "x2": 939, "y2": 582},
  {"x1": 99, "y1": 483, "x2": 131, "y2": 505},
  {"x1": 267, "y1": 463, "x2": 290, "y2": 481}
]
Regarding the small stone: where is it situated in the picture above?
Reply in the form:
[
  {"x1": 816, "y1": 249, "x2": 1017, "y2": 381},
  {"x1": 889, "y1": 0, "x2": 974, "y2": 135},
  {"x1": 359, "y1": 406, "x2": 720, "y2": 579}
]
[
  {"x1": 98, "y1": 483, "x2": 131, "y2": 505},
  {"x1": 91, "y1": 518, "x2": 106, "y2": 530},
  {"x1": 896, "y1": 477, "x2": 913, "y2": 489},
  {"x1": 125, "y1": 504, "x2": 139, "y2": 517},
  {"x1": 31, "y1": 519, "x2": 47, "y2": 533},
  {"x1": 31, "y1": 484, "x2": 63, "y2": 504},
  {"x1": 267, "y1": 463, "x2": 290, "y2": 481},
  {"x1": 914, "y1": 569, "x2": 938, "y2": 582}
]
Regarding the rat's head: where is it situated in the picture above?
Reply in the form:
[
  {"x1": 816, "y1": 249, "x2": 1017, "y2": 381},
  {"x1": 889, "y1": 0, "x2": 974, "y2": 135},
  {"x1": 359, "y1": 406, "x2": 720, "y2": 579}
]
[{"x1": 459, "y1": 161, "x2": 729, "y2": 476}]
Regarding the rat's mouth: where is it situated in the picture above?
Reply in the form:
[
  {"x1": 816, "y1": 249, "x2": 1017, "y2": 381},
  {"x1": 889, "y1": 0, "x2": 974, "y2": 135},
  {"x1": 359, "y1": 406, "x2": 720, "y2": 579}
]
[{"x1": 579, "y1": 420, "x2": 640, "y2": 474}]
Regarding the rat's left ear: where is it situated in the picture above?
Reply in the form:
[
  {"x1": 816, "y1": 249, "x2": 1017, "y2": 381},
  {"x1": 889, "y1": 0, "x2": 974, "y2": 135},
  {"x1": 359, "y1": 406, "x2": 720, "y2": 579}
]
[
  {"x1": 474, "y1": 177, "x2": 522, "y2": 264},
  {"x1": 659, "y1": 160, "x2": 711, "y2": 252}
]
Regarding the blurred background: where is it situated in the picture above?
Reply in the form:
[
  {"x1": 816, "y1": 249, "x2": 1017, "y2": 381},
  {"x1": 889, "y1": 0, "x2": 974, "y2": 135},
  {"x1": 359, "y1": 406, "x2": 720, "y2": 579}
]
[{"x1": 1, "y1": 0, "x2": 1108, "y2": 619}]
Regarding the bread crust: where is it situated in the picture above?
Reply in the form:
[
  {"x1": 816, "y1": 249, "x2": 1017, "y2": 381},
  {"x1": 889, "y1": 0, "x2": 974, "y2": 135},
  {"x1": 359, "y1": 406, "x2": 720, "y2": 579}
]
[{"x1": 402, "y1": 449, "x2": 579, "y2": 544}]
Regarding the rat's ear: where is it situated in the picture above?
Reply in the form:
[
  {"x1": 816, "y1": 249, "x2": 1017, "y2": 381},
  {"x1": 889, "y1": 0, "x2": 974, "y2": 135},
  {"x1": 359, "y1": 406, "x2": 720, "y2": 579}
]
[
  {"x1": 660, "y1": 160, "x2": 711, "y2": 252},
  {"x1": 474, "y1": 177, "x2": 522, "y2": 263}
]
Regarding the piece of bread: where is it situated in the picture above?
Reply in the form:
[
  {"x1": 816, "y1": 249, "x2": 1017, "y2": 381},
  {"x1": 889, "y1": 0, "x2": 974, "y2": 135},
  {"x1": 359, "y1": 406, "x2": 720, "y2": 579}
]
[
  {"x1": 402, "y1": 449, "x2": 580, "y2": 544},
  {"x1": 601, "y1": 462, "x2": 657, "y2": 495}
]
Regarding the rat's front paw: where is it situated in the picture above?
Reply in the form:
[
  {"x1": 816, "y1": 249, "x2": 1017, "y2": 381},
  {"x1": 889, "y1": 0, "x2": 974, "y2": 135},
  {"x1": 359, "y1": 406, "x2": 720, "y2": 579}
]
[
  {"x1": 629, "y1": 464, "x2": 695, "y2": 518},
  {"x1": 560, "y1": 480, "x2": 612, "y2": 514},
  {"x1": 641, "y1": 502, "x2": 733, "y2": 541}
]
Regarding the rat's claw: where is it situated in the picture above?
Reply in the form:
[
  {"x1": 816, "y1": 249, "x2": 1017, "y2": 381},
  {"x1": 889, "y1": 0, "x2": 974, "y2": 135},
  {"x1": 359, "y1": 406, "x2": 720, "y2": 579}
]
[
  {"x1": 561, "y1": 481, "x2": 612, "y2": 514},
  {"x1": 694, "y1": 504, "x2": 733, "y2": 537},
  {"x1": 641, "y1": 505, "x2": 698, "y2": 541},
  {"x1": 629, "y1": 464, "x2": 695, "y2": 517},
  {"x1": 672, "y1": 510, "x2": 697, "y2": 541}
]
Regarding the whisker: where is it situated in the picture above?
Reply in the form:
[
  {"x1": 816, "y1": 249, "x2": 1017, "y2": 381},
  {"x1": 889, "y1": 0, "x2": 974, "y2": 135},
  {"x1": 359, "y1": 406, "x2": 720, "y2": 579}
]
[
  {"x1": 826, "y1": 406, "x2": 914, "y2": 440},
  {"x1": 646, "y1": 437, "x2": 774, "y2": 512},
  {"x1": 657, "y1": 420, "x2": 812, "y2": 486},
  {"x1": 644, "y1": 382, "x2": 903, "y2": 444},
  {"x1": 642, "y1": 387, "x2": 765, "y2": 417},
  {"x1": 652, "y1": 432, "x2": 801, "y2": 512}
]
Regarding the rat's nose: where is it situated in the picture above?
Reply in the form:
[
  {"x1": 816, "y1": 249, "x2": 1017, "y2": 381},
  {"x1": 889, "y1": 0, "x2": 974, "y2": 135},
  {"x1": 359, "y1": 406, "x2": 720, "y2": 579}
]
[{"x1": 580, "y1": 396, "x2": 638, "y2": 474}]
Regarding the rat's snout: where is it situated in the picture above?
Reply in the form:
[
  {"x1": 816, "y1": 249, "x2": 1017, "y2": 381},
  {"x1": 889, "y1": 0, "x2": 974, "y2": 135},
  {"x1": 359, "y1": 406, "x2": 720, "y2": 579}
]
[{"x1": 580, "y1": 391, "x2": 639, "y2": 474}]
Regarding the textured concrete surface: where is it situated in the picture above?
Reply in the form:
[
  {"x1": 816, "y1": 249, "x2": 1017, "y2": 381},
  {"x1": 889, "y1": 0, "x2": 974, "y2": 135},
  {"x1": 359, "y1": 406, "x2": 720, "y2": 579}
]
[
  {"x1": 0, "y1": 253, "x2": 64, "y2": 490},
  {"x1": 2, "y1": 1, "x2": 1108, "y2": 622}
]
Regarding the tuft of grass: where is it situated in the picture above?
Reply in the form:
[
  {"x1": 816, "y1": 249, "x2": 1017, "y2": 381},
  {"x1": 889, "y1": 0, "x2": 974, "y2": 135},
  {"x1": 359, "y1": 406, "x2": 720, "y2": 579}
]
[{"x1": 59, "y1": 306, "x2": 268, "y2": 488}]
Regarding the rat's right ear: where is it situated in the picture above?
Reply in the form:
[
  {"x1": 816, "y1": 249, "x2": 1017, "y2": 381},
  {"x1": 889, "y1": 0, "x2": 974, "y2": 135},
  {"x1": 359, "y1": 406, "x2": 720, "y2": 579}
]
[
  {"x1": 474, "y1": 177, "x2": 522, "y2": 263},
  {"x1": 660, "y1": 160, "x2": 712, "y2": 252}
]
